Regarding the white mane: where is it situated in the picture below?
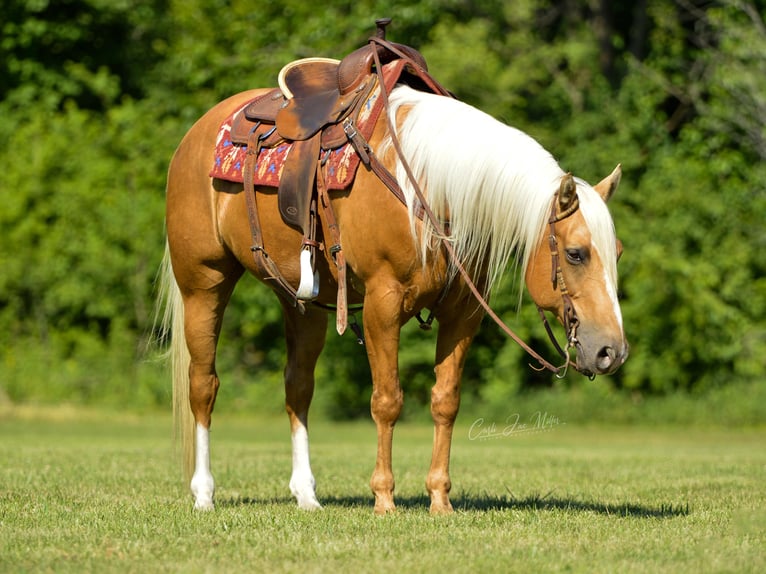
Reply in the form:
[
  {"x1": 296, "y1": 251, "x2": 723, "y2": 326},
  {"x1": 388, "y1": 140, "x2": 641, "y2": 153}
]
[{"x1": 382, "y1": 85, "x2": 618, "y2": 299}]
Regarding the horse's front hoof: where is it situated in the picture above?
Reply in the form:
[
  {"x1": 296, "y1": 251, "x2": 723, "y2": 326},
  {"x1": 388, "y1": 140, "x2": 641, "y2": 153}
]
[
  {"x1": 429, "y1": 500, "x2": 454, "y2": 515},
  {"x1": 373, "y1": 496, "x2": 396, "y2": 515}
]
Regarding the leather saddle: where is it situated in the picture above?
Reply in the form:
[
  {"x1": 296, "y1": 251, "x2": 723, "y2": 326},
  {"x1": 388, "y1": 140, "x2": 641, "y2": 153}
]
[{"x1": 230, "y1": 18, "x2": 429, "y2": 233}]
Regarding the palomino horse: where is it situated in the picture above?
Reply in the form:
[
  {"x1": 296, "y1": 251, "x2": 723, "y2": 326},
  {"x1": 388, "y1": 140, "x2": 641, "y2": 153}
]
[{"x1": 158, "y1": 48, "x2": 627, "y2": 514}]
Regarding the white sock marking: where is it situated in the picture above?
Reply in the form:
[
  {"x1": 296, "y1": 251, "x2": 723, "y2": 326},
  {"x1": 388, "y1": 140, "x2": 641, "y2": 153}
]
[
  {"x1": 190, "y1": 423, "x2": 215, "y2": 511},
  {"x1": 289, "y1": 424, "x2": 321, "y2": 510}
]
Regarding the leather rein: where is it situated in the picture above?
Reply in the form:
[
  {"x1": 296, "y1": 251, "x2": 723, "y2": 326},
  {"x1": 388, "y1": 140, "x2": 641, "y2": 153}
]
[{"x1": 357, "y1": 36, "x2": 583, "y2": 377}]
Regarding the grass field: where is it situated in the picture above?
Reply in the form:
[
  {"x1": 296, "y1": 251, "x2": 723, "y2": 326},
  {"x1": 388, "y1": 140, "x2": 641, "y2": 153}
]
[{"x1": 1, "y1": 405, "x2": 764, "y2": 573}]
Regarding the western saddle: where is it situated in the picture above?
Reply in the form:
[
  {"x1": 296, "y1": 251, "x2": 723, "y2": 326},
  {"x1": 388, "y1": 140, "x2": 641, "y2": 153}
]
[{"x1": 230, "y1": 18, "x2": 450, "y2": 333}]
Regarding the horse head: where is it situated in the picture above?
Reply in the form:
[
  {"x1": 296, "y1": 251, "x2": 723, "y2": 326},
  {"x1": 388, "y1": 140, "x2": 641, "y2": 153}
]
[{"x1": 526, "y1": 165, "x2": 628, "y2": 376}]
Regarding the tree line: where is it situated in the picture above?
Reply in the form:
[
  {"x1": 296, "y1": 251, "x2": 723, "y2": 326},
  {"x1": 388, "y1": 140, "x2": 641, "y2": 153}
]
[{"x1": 1, "y1": 0, "x2": 763, "y2": 416}]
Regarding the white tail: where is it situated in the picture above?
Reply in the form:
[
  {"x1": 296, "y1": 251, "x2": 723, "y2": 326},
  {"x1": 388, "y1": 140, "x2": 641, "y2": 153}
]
[{"x1": 156, "y1": 242, "x2": 195, "y2": 480}]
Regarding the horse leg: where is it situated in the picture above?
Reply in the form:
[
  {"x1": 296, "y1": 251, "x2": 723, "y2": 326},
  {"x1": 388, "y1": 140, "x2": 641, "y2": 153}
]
[
  {"x1": 427, "y1": 302, "x2": 484, "y2": 514},
  {"x1": 181, "y1": 271, "x2": 241, "y2": 510},
  {"x1": 282, "y1": 304, "x2": 327, "y2": 510},
  {"x1": 363, "y1": 285, "x2": 405, "y2": 514}
]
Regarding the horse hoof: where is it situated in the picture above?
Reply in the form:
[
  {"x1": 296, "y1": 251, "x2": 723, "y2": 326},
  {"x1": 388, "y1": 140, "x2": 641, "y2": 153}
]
[
  {"x1": 193, "y1": 499, "x2": 215, "y2": 511},
  {"x1": 373, "y1": 501, "x2": 396, "y2": 515},
  {"x1": 295, "y1": 495, "x2": 322, "y2": 511},
  {"x1": 429, "y1": 501, "x2": 454, "y2": 515}
]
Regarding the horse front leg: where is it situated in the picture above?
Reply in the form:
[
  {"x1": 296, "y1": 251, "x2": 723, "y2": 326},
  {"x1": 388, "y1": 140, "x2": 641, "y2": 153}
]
[
  {"x1": 427, "y1": 301, "x2": 484, "y2": 514},
  {"x1": 363, "y1": 286, "x2": 405, "y2": 514},
  {"x1": 282, "y1": 305, "x2": 328, "y2": 510}
]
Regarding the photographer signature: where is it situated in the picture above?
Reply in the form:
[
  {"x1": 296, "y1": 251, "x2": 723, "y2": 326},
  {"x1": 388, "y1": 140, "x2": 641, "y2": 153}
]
[{"x1": 468, "y1": 412, "x2": 564, "y2": 441}]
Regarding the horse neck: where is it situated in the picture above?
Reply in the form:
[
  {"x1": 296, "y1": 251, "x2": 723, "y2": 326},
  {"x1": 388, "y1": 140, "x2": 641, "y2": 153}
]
[{"x1": 386, "y1": 85, "x2": 565, "y2": 295}]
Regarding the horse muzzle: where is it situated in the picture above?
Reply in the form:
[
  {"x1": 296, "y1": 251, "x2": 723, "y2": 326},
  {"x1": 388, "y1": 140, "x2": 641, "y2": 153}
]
[{"x1": 575, "y1": 338, "x2": 629, "y2": 377}]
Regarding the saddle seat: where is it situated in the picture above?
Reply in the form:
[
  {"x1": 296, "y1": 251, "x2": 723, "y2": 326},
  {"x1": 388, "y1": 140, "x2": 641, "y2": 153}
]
[{"x1": 272, "y1": 36, "x2": 428, "y2": 142}]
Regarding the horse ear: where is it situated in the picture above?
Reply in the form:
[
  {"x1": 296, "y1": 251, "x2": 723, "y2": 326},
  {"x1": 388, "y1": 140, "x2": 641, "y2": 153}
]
[
  {"x1": 594, "y1": 164, "x2": 622, "y2": 203},
  {"x1": 558, "y1": 173, "x2": 577, "y2": 212}
]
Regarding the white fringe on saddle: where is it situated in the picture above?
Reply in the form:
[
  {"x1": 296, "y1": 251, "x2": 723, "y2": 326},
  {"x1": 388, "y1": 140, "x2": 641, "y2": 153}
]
[{"x1": 296, "y1": 247, "x2": 320, "y2": 300}]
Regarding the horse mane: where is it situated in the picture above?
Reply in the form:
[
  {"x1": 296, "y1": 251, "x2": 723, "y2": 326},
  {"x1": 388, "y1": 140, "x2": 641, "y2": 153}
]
[{"x1": 383, "y1": 85, "x2": 618, "y2": 300}]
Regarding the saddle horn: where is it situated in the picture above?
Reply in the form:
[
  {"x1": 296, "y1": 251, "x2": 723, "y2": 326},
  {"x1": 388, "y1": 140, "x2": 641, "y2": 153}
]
[{"x1": 376, "y1": 18, "x2": 392, "y2": 39}]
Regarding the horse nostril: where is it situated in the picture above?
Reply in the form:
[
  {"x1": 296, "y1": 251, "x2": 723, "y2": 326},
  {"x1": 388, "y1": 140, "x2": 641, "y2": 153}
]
[{"x1": 596, "y1": 346, "x2": 616, "y2": 372}]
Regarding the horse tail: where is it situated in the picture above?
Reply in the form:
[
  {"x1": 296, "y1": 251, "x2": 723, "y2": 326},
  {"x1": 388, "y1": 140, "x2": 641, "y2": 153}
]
[{"x1": 156, "y1": 241, "x2": 195, "y2": 481}]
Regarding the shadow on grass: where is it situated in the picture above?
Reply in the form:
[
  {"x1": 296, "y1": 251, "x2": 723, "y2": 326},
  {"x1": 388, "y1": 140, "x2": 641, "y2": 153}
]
[
  {"x1": 219, "y1": 491, "x2": 689, "y2": 518},
  {"x1": 453, "y1": 491, "x2": 690, "y2": 518}
]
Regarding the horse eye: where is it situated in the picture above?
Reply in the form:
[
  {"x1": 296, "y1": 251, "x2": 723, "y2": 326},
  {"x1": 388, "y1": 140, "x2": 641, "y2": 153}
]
[{"x1": 565, "y1": 248, "x2": 586, "y2": 264}]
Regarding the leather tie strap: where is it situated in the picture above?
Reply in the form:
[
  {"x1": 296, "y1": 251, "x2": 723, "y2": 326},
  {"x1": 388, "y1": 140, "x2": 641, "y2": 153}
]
[{"x1": 316, "y1": 157, "x2": 348, "y2": 334}]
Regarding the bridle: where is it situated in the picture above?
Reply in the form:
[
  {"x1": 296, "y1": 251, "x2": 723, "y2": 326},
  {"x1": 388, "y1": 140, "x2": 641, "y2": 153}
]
[
  {"x1": 359, "y1": 36, "x2": 586, "y2": 377},
  {"x1": 536, "y1": 195, "x2": 585, "y2": 378}
]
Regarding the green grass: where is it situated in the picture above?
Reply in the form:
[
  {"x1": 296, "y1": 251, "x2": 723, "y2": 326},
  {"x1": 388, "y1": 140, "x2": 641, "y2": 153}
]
[{"x1": 0, "y1": 405, "x2": 764, "y2": 573}]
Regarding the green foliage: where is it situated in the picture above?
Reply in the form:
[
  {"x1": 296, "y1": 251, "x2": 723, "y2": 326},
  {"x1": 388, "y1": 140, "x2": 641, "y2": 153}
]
[
  {"x1": 0, "y1": 0, "x2": 764, "y2": 415},
  {"x1": 0, "y1": 0, "x2": 168, "y2": 111},
  {"x1": 0, "y1": 85, "x2": 177, "y2": 405}
]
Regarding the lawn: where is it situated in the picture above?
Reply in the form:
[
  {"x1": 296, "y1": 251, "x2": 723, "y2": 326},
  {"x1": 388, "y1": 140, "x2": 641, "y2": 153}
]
[{"x1": 0, "y1": 405, "x2": 763, "y2": 573}]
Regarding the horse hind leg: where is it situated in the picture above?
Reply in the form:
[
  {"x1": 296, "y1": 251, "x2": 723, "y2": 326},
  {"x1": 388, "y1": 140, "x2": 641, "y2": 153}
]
[
  {"x1": 178, "y1": 264, "x2": 242, "y2": 511},
  {"x1": 282, "y1": 304, "x2": 328, "y2": 510}
]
